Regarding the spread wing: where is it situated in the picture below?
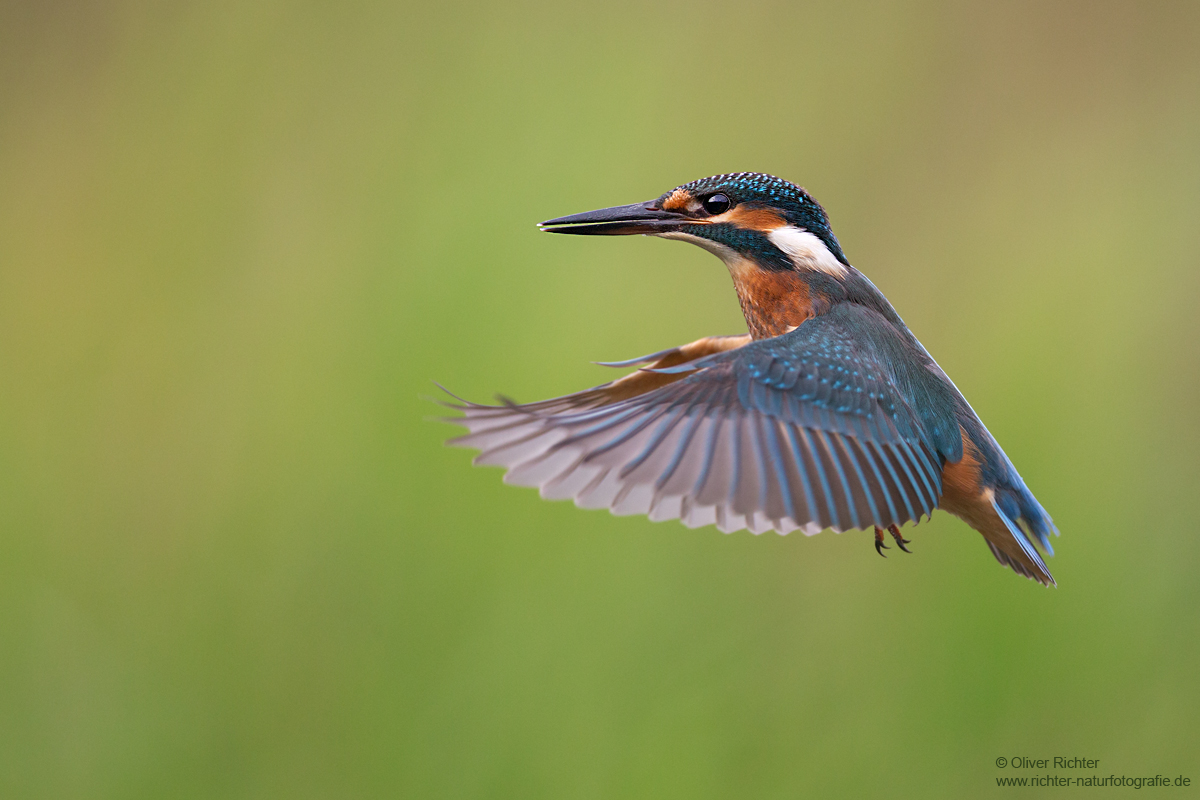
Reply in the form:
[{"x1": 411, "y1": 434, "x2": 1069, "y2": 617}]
[{"x1": 444, "y1": 318, "x2": 943, "y2": 536}]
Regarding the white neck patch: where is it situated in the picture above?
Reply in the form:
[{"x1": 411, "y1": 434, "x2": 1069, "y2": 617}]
[{"x1": 766, "y1": 225, "x2": 848, "y2": 278}]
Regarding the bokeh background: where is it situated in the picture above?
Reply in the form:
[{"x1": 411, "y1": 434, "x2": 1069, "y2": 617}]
[{"x1": 2, "y1": 1, "x2": 1199, "y2": 797}]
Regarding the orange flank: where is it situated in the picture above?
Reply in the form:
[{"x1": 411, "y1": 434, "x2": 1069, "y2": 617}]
[
  {"x1": 940, "y1": 425, "x2": 986, "y2": 510},
  {"x1": 940, "y1": 426, "x2": 1053, "y2": 584}
]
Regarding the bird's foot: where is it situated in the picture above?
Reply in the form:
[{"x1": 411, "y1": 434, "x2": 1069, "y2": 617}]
[
  {"x1": 874, "y1": 525, "x2": 912, "y2": 557},
  {"x1": 887, "y1": 524, "x2": 912, "y2": 553}
]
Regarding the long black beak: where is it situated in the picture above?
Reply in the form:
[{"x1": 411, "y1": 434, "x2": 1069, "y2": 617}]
[{"x1": 539, "y1": 200, "x2": 688, "y2": 235}]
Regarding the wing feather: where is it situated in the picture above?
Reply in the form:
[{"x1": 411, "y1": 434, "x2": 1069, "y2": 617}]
[
  {"x1": 865, "y1": 441, "x2": 917, "y2": 523},
  {"x1": 445, "y1": 311, "x2": 950, "y2": 535}
]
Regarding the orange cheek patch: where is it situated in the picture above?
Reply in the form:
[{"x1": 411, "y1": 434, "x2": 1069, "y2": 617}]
[
  {"x1": 720, "y1": 206, "x2": 787, "y2": 232},
  {"x1": 660, "y1": 189, "x2": 693, "y2": 212}
]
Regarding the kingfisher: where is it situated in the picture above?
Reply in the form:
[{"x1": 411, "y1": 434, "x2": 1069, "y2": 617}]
[{"x1": 444, "y1": 173, "x2": 1059, "y2": 585}]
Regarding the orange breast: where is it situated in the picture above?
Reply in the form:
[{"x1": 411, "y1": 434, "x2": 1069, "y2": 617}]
[{"x1": 730, "y1": 266, "x2": 814, "y2": 339}]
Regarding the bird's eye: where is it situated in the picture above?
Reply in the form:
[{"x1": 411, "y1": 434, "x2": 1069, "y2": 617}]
[{"x1": 701, "y1": 193, "x2": 731, "y2": 215}]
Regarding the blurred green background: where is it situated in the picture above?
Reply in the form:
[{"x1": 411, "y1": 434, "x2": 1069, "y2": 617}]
[{"x1": 2, "y1": 1, "x2": 1198, "y2": 797}]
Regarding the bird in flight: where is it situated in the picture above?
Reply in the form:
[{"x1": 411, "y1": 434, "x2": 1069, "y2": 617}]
[{"x1": 443, "y1": 173, "x2": 1058, "y2": 585}]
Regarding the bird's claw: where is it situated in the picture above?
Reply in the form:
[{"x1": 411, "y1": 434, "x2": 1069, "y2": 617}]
[
  {"x1": 887, "y1": 524, "x2": 912, "y2": 553},
  {"x1": 875, "y1": 525, "x2": 912, "y2": 557}
]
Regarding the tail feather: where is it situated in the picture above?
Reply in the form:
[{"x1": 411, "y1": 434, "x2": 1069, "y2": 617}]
[
  {"x1": 987, "y1": 495, "x2": 1055, "y2": 587},
  {"x1": 1015, "y1": 489, "x2": 1058, "y2": 554}
]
